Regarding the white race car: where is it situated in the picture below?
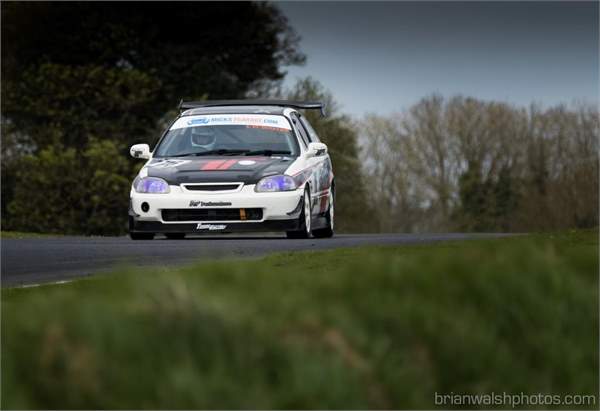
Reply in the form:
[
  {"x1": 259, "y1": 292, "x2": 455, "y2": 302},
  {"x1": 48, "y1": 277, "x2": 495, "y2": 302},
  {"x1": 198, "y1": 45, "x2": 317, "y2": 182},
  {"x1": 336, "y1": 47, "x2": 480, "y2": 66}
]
[{"x1": 128, "y1": 100, "x2": 334, "y2": 240}]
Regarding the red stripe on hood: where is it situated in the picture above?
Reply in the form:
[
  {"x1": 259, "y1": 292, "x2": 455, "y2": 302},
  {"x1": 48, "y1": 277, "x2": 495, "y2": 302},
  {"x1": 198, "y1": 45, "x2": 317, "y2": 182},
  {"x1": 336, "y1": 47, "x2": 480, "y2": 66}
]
[
  {"x1": 217, "y1": 159, "x2": 238, "y2": 170},
  {"x1": 201, "y1": 160, "x2": 226, "y2": 170}
]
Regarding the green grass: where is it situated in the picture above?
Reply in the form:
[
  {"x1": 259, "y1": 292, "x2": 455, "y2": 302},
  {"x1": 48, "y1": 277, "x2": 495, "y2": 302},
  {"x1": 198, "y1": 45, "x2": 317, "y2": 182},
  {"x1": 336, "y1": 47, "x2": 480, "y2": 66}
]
[
  {"x1": 2, "y1": 230, "x2": 598, "y2": 409},
  {"x1": 0, "y1": 230, "x2": 64, "y2": 239}
]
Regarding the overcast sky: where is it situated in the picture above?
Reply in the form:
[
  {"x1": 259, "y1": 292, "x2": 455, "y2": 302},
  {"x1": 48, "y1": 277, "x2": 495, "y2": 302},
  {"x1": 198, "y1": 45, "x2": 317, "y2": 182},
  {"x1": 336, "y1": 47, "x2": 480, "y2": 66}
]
[{"x1": 279, "y1": 1, "x2": 599, "y2": 116}]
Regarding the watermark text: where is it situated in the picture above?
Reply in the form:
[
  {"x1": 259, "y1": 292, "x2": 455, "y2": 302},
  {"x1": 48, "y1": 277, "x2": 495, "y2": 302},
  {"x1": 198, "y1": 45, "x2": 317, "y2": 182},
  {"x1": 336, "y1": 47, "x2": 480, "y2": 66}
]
[{"x1": 434, "y1": 391, "x2": 596, "y2": 407}]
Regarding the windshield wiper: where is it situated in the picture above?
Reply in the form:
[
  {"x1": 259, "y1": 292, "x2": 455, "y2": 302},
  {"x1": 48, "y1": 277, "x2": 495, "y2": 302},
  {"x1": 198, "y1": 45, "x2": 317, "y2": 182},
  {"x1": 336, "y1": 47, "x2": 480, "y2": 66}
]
[
  {"x1": 244, "y1": 150, "x2": 291, "y2": 156},
  {"x1": 173, "y1": 149, "x2": 250, "y2": 157}
]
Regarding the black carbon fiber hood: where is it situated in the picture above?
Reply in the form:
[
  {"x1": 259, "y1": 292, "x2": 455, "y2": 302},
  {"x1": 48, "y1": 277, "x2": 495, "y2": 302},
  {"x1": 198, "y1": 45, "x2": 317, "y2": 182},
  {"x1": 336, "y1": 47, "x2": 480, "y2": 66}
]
[{"x1": 145, "y1": 156, "x2": 294, "y2": 185}]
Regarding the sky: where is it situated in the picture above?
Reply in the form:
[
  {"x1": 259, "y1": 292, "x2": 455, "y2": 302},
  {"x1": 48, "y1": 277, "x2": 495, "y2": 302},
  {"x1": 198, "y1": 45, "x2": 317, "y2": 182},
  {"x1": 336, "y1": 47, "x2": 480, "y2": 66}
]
[{"x1": 279, "y1": 1, "x2": 599, "y2": 116}]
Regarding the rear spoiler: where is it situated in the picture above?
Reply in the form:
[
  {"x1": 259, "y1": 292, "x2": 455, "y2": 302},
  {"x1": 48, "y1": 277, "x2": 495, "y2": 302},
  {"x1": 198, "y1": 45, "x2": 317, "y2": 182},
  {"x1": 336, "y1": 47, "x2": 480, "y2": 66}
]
[{"x1": 178, "y1": 99, "x2": 326, "y2": 117}]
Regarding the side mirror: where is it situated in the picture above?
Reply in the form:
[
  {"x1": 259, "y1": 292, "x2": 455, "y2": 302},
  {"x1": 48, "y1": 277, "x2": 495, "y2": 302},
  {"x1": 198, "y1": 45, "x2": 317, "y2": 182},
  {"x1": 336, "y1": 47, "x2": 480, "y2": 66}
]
[
  {"x1": 130, "y1": 144, "x2": 151, "y2": 159},
  {"x1": 306, "y1": 142, "x2": 328, "y2": 158}
]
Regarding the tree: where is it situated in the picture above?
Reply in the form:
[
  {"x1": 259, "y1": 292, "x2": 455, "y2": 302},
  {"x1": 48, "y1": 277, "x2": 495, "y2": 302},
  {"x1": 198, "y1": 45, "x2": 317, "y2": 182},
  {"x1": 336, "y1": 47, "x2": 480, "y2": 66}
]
[
  {"x1": 1, "y1": 2, "x2": 304, "y2": 103},
  {"x1": 1, "y1": 2, "x2": 305, "y2": 234},
  {"x1": 359, "y1": 115, "x2": 426, "y2": 232},
  {"x1": 401, "y1": 95, "x2": 457, "y2": 226},
  {"x1": 3, "y1": 63, "x2": 162, "y2": 151},
  {"x1": 357, "y1": 96, "x2": 598, "y2": 233},
  {"x1": 1, "y1": 3, "x2": 304, "y2": 150}
]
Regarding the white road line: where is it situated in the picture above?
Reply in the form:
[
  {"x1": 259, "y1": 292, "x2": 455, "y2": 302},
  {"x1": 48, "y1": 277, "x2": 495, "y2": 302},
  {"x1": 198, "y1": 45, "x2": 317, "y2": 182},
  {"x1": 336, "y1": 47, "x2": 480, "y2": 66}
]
[{"x1": 13, "y1": 279, "x2": 74, "y2": 289}]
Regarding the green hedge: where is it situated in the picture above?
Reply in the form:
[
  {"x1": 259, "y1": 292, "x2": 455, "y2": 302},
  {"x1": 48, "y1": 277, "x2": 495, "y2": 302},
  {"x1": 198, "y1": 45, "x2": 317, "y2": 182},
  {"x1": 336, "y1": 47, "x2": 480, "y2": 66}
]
[{"x1": 7, "y1": 139, "x2": 134, "y2": 235}]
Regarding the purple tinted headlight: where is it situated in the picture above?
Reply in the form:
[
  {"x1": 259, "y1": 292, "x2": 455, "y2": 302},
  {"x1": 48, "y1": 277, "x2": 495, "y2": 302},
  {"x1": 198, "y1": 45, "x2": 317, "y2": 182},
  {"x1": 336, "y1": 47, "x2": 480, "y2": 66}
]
[
  {"x1": 255, "y1": 175, "x2": 297, "y2": 192},
  {"x1": 133, "y1": 177, "x2": 170, "y2": 194}
]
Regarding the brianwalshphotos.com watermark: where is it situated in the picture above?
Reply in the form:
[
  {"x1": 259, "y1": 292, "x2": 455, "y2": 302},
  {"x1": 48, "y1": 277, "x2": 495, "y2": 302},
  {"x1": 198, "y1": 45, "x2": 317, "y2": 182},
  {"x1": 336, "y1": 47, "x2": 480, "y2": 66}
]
[{"x1": 434, "y1": 392, "x2": 597, "y2": 408}]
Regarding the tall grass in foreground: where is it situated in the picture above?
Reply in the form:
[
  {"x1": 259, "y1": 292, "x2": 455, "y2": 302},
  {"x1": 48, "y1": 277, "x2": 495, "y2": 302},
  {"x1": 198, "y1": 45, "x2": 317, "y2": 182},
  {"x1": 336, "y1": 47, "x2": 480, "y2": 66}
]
[{"x1": 2, "y1": 231, "x2": 598, "y2": 409}]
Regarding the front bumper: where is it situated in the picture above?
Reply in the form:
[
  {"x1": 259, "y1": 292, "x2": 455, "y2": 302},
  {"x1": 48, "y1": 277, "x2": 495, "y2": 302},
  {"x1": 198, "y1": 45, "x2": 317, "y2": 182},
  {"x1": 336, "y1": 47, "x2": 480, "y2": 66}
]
[
  {"x1": 129, "y1": 184, "x2": 303, "y2": 233},
  {"x1": 130, "y1": 219, "x2": 300, "y2": 233}
]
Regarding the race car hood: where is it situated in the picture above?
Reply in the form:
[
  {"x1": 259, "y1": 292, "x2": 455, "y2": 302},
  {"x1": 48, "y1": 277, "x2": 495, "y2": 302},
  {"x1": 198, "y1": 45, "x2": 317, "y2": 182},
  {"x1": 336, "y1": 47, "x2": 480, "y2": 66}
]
[{"x1": 144, "y1": 156, "x2": 295, "y2": 185}]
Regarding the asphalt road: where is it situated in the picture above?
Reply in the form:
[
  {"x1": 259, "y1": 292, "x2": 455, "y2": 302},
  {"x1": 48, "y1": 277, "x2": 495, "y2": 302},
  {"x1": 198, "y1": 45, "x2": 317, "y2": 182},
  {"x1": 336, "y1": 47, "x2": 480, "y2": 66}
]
[{"x1": 1, "y1": 233, "x2": 509, "y2": 287}]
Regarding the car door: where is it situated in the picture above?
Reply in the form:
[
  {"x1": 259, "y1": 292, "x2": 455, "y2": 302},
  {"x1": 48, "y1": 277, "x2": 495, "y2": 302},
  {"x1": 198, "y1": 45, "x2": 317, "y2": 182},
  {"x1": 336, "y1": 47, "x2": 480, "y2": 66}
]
[{"x1": 295, "y1": 113, "x2": 333, "y2": 217}]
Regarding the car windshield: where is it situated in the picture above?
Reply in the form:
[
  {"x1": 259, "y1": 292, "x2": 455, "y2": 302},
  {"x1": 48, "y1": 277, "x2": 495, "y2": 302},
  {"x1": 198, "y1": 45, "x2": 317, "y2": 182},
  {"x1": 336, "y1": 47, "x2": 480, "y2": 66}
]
[{"x1": 154, "y1": 114, "x2": 299, "y2": 157}]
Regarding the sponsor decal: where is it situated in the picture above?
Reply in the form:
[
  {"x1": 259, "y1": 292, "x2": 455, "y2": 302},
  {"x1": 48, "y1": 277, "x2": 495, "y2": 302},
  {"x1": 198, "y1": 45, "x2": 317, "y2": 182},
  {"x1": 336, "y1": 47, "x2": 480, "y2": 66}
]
[
  {"x1": 320, "y1": 195, "x2": 329, "y2": 213},
  {"x1": 238, "y1": 160, "x2": 256, "y2": 166},
  {"x1": 246, "y1": 125, "x2": 289, "y2": 132},
  {"x1": 189, "y1": 200, "x2": 232, "y2": 207},
  {"x1": 187, "y1": 118, "x2": 210, "y2": 125},
  {"x1": 291, "y1": 159, "x2": 332, "y2": 191},
  {"x1": 292, "y1": 168, "x2": 313, "y2": 186},
  {"x1": 148, "y1": 159, "x2": 190, "y2": 169},
  {"x1": 196, "y1": 223, "x2": 227, "y2": 231},
  {"x1": 171, "y1": 114, "x2": 291, "y2": 130}
]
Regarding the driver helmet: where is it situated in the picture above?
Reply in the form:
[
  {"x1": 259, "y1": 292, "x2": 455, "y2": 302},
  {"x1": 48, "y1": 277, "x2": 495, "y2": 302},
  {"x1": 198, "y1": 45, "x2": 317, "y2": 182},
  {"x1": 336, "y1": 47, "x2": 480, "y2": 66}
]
[{"x1": 190, "y1": 127, "x2": 216, "y2": 150}]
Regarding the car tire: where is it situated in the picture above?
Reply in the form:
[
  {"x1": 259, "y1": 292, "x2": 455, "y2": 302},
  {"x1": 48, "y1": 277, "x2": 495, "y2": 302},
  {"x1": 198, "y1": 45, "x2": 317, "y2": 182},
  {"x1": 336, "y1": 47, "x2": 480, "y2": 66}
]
[
  {"x1": 286, "y1": 187, "x2": 312, "y2": 239},
  {"x1": 312, "y1": 188, "x2": 334, "y2": 238},
  {"x1": 165, "y1": 233, "x2": 186, "y2": 240},
  {"x1": 129, "y1": 232, "x2": 155, "y2": 240}
]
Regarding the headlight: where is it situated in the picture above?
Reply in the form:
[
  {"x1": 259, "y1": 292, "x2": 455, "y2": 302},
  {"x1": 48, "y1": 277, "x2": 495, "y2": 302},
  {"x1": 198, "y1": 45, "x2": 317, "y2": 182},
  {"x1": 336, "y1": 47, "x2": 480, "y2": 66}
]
[
  {"x1": 255, "y1": 175, "x2": 298, "y2": 192},
  {"x1": 133, "y1": 177, "x2": 170, "y2": 194}
]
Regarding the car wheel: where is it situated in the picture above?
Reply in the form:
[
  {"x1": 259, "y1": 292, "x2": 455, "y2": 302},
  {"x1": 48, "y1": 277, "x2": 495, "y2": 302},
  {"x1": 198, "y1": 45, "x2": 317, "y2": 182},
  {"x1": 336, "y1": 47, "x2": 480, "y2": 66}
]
[
  {"x1": 129, "y1": 232, "x2": 155, "y2": 240},
  {"x1": 286, "y1": 187, "x2": 312, "y2": 239},
  {"x1": 312, "y1": 188, "x2": 334, "y2": 238},
  {"x1": 165, "y1": 233, "x2": 186, "y2": 240}
]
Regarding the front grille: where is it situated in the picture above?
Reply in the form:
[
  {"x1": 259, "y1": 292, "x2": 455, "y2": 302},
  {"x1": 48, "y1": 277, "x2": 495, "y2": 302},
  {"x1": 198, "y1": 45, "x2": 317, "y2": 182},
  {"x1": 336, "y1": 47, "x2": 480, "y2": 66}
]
[
  {"x1": 162, "y1": 208, "x2": 263, "y2": 222},
  {"x1": 184, "y1": 184, "x2": 241, "y2": 191}
]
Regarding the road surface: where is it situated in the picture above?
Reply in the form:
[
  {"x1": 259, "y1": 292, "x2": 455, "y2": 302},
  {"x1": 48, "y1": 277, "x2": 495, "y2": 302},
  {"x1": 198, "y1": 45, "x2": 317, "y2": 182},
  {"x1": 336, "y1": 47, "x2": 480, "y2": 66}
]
[{"x1": 1, "y1": 233, "x2": 509, "y2": 287}]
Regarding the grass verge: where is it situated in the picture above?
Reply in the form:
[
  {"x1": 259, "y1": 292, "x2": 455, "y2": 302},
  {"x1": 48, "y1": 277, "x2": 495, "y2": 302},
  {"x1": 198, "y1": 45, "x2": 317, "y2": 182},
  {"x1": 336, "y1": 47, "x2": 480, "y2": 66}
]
[
  {"x1": 0, "y1": 231, "x2": 63, "y2": 239},
  {"x1": 2, "y1": 230, "x2": 598, "y2": 409}
]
